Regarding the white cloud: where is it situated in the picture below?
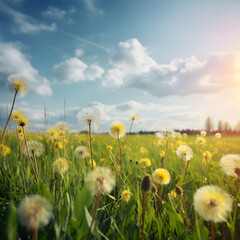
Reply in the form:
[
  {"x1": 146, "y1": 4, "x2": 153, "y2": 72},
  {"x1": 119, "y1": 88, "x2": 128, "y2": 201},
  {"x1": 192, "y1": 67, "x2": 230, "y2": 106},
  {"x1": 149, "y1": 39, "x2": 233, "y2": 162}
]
[
  {"x1": 42, "y1": 6, "x2": 76, "y2": 23},
  {"x1": 103, "y1": 38, "x2": 240, "y2": 97},
  {"x1": 75, "y1": 48, "x2": 84, "y2": 57},
  {"x1": 0, "y1": 2, "x2": 56, "y2": 33},
  {"x1": 110, "y1": 38, "x2": 157, "y2": 76},
  {"x1": 102, "y1": 68, "x2": 125, "y2": 87},
  {"x1": 42, "y1": 6, "x2": 66, "y2": 20},
  {"x1": 0, "y1": 41, "x2": 52, "y2": 96},
  {"x1": 83, "y1": 0, "x2": 104, "y2": 15},
  {"x1": 52, "y1": 57, "x2": 104, "y2": 83}
]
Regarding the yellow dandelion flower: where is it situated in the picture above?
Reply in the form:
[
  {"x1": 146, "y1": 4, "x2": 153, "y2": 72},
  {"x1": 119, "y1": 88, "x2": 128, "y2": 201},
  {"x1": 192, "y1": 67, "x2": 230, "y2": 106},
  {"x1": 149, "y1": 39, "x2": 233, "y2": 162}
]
[
  {"x1": 121, "y1": 190, "x2": 132, "y2": 202},
  {"x1": 9, "y1": 78, "x2": 27, "y2": 94},
  {"x1": 140, "y1": 147, "x2": 147, "y2": 154},
  {"x1": 107, "y1": 145, "x2": 113, "y2": 151},
  {"x1": 159, "y1": 150, "x2": 165, "y2": 158},
  {"x1": 45, "y1": 127, "x2": 59, "y2": 140},
  {"x1": 12, "y1": 111, "x2": 24, "y2": 125},
  {"x1": 18, "y1": 115, "x2": 29, "y2": 127},
  {"x1": 152, "y1": 168, "x2": 170, "y2": 185},
  {"x1": 131, "y1": 114, "x2": 138, "y2": 122},
  {"x1": 55, "y1": 141, "x2": 63, "y2": 149},
  {"x1": 100, "y1": 158, "x2": 106, "y2": 163},
  {"x1": 203, "y1": 151, "x2": 212, "y2": 161},
  {"x1": 196, "y1": 137, "x2": 206, "y2": 146},
  {"x1": 194, "y1": 185, "x2": 232, "y2": 223},
  {"x1": 89, "y1": 159, "x2": 96, "y2": 168},
  {"x1": 86, "y1": 167, "x2": 115, "y2": 195},
  {"x1": 139, "y1": 158, "x2": 151, "y2": 167},
  {"x1": 17, "y1": 195, "x2": 52, "y2": 230},
  {"x1": 0, "y1": 144, "x2": 11, "y2": 157},
  {"x1": 109, "y1": 121, "x2": 126, "y2": 139}
]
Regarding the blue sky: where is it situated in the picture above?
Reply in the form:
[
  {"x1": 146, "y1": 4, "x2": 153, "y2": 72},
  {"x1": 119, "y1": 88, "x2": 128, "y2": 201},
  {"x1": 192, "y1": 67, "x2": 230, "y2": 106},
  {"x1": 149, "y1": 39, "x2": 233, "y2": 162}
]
[{"x1": 0, "y1": 0, "x2": 240, "y2": 132}]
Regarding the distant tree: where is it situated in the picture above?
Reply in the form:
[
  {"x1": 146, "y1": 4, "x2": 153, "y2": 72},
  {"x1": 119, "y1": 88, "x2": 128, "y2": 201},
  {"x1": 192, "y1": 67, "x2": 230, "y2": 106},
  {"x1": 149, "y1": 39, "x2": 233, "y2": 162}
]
[
  {"x1": 217, "y1": 120, "x2": 223, "y2": 132},
  {"x1": 236, "y1": 121, "x2": 240, "y2": 133},
  {"x1": 205, "y1": 117, "x2": 214, "y2": 133},
  {"x1": 223, "y1": 121, "x2": 231, "y2": 133}
]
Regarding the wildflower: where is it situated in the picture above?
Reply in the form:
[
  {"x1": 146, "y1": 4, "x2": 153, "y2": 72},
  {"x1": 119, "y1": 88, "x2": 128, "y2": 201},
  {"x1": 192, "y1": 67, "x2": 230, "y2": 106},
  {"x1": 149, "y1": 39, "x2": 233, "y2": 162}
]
[
  {"x1": 159, "y1": 150, "x2": 165, "y2": 157},
  {"x1": 12, "y1": 111, "x2": 24, "y2": 125},
  {"x1": 196, "y1": 137, "x2": 206, "y2": 146},
  {"x1": 203, "y1": 151, "x2": 212, "y2": 160},
  {"x1": 121, "y1": 190, "x2": 132, "y2": 202},
  {"x1": 75, "y1": 146, "x2": 89, "y2": 159},
  {"x1": 176, "y1": 145, "x2": 193, "y2": 161},
  {"x1": 183, "y1": 133, "x2": 188, "y2": 138},
  {"x1": 0, "y1": 144, "x2": 11, "y2": 157},
  {"x1": 55, "y1": 141, "x2": 63, "y2": 149},
  {"x1": 100, "y1": 158, "x2": 106, "y2": 163},
  {"x1": 89, "y1": 159, "x2": 96, "y2": 168},
  {"x1": 9, "y1": 78, "x2": 27, "y2": 95},
  {"x1": 152, "y1": 168, "x2": 170, "y2": 185},
  {"x1": 131, "y1": 114, "x2": 138, "y2": 122},
  {"x1": 45, "y1": 127, "x2": 59, "y2": 141},
  {"x1": 139, "y1": 158, "x2": 151, "y2": 167},
  {"x1": 86, "y1": 167, "x2": 115, "y2": 195},
  {"x1": 140, "y1": 147, "x2": 147, "y2": 154},
  {"x1": 109, "y1": 121, "x2": 126, "y2": 139},
  {"x1": 215, "y1": 133, "x2": 221, "y2": 139},
  {"x1": 106, "y1": 145, "x2": 113, "y2": 151},
  {"x1": 168, "y1": 190, "x2": 177, "y2": 200},
  {"x1": 53, "y1": 158, "x2": 68, "y2": 177},
  {"x1": 55, "y1": 121, "x2": 69, "y2": 134},
  {"x1": 17, "y1": 195, "x2": 52, "y2": 230},
  {"x1": 156, "y1": 129, "x2": 177, "y2": 140},
  {"x1": 18, "y1": 115, "x2": 29, "y2": 127},
  {"x1": 219, "y1": 154, "x2": 240, "y2": 178},
  {"x1": 193, "y1": 185, "x2": 232, "y2": 223},
  {"x1": 201, "y1": 131, "x2": 207, "y2": 137},
  {"x1": 24, "y1": 141, "x2": 44, "y2": 157},
  {"x1": 77, "y1": 108, "x2": 100, "y2": 127}
]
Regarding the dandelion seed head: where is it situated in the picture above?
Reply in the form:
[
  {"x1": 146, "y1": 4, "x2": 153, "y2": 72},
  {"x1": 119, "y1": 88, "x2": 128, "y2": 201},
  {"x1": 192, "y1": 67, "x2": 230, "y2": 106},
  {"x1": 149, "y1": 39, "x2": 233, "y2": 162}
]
[
  {"x1": 176, "y1": 145, "x2": 193, "y2": 161},
  {"x1": 86, "y1": 167, "x2": 115, "y2": 196},
  {"x1": 219, "y1": 154, "x2": 240, "y2": 178},
  {"x1": 215, "y1": 133, "x2": 221, "y2": 139},
  {"x1": 24, "y1": 141, "x2": 44, "y2": 157},
  {"x1": 8, "y1": 77, "x2": 28, "y2": 95},
  {"x1": 77, "y1": 108, "x2": 100, "y2": 128},
  {"x1": 193, "y1": 185, "x2": 232, "y2": 223},
  {"x1": 201, "y1": 131, "x2": 207, "y2": 137},
  {"x1": 53, "y1": 158, "x2": 68, "y2": 177},
  {"x1": 75, "y1": 146, "x2": 89, "y2": 159},
  {"x1": 17, "y1": 195, "x2": 52, "y2": 230},
  {"x1": 109, "y1": 121, "x2": 126, "y2": 139}
]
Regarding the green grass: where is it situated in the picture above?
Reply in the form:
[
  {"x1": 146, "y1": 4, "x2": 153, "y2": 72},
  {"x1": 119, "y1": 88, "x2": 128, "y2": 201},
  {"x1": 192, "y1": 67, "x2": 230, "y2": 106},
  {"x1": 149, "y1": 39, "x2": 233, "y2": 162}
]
[{"x1": 0, "y1": 131, "x2": 240, "y2": 239}]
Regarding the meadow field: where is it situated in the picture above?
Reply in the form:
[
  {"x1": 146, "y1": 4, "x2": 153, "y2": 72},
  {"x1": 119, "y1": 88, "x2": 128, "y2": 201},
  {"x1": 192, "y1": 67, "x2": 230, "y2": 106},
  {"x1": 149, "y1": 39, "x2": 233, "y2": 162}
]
[{"x1": 0, "y1": 123, "x2": 240, "y2": 239}]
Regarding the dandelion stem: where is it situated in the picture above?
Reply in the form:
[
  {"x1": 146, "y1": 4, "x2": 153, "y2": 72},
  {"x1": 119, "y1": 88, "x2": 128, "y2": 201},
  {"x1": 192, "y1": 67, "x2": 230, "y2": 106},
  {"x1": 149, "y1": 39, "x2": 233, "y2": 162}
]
[
  {"x1": 22, "y1": 126, "x2": 39, "y2": 183},
  {"x1": 1, "y1": 90, "x2": 18, "y2": 144},
  {"x1": 32, "y1": 228, "x2": 37, "y2": 240},
  {"x1": 32, "y1": 150, "x2": 39, "y2": 179},
  {"x1": 88, "y1": 122, "x2": 94, "y2": 171},
  {"x1": 141, "y1": 191, "x2": 146, "y2": 240},
  {"x1": 180, "y1": 194, "x2": 189, "y2": 227},
  {"x1": 44, "y1": 142, "x2": 50, "y2": 169},
  {"x1": 211, "y1": 221, "x2": 215, "y2": 240},
  {"x1": 121, "y1": 120, "x2": 133, "y2": 151},
  {"x1": 184, "y1": 161, "x2": 190, "y2": 178},
  {"x1": 118, "y1": 137, "x2": 123, "y2": 168},
  {"x1": 158, "y1": 184, "x2": 162, "y2": 210},
  {"x1": 177, "y1": 158, "x2": 184, "y2": 184},
  {"x1": 81, "y1": 155, "x2": 86, "y2": 183},
  {"x1": 86, "y1": 191, "x2": 100, "y2": 240},
  {"x1": 161, "y1": 140, "x2": 168, "y2": 168}
]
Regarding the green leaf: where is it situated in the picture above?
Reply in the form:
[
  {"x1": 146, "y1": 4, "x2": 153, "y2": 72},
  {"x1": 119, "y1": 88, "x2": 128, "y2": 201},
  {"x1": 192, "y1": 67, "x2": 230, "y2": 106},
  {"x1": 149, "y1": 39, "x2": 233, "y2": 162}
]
[
  {"x1": 84, "y1": 206, "x2": 94, "y2": 232},
  {"x1": 72, "y1": 186, "x2": 92, "y2": 224},
  {"x1": 38, "y1": 181, "x2": 53, "y2": 204},
  {"x1": 7, "y1": 203, "x2": 18, "y2": 240}
]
